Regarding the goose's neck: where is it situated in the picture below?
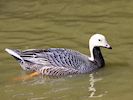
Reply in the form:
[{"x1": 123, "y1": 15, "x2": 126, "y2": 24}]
[{"x1": 89, "y1": 47, "x2": 105, "y2": 67}]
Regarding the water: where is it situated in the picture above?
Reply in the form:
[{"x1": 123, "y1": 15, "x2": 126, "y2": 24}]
[{"x1": 0, "y1": 0, "x2": 133, "y2": 100}]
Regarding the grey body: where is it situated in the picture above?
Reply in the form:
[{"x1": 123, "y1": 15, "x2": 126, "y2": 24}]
[{"x1": 10, "y1": 47, "x2": 104, "y2": 76}]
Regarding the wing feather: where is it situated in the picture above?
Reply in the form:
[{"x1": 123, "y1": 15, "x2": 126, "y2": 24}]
[{"x1": 16, "y1": 48, "x2": 89, "y2": 74}]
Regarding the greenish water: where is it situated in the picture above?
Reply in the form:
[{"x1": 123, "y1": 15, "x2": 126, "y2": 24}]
[{"x1": 0, "y1": 0, "x2": 133, "y2": 100}]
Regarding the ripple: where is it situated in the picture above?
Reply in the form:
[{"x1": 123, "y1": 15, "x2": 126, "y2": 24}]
[
  {"x1": 29, "y1": 97, "x2": 47, "y2": 100},
  {"x1": 12, "y1": 92, "x2": 34, "y2": 98}
]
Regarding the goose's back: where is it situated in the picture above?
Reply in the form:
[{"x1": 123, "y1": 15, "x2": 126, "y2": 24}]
[{"x1": 21, "y1": 48, "x2": 90, "y2": 70}]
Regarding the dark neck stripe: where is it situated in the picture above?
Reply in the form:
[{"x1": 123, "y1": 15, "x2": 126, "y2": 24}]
[{"x1": 93, "y1": 47, "x2": 105, "y2": 67}]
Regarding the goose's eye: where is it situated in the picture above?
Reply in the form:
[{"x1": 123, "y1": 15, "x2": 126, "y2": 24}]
[{"x1": 98, "y1": 39, "x2": 101, "y2": 41}]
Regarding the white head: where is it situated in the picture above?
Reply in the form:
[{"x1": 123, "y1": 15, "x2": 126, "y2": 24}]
[{"x1": 89, "y1": 34, "x2": 112, "y2": 61}]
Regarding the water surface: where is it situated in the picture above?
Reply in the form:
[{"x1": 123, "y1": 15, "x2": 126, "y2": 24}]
[{"x1": 0, "y1": 0, "x2": 133, "y2": 100}]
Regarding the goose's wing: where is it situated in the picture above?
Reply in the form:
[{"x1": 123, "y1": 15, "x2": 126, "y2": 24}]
[
  {"x1": 21, "y1": 48, "x2": 88, "y2": 67},
  {"x1": 20, "y1": 48, "x2": 89, "y2": 74}
]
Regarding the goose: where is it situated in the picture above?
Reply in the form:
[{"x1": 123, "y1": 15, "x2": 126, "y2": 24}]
[{"x1": 5, "y1": 34, "x2": 112, "y2": 77}]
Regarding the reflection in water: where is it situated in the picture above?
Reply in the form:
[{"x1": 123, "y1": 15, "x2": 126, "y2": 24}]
[
  {"x1": 21, "y1": 77, "x2": 45, "y2": 86},
  {"x1": 88, "y1": 73, "x2": 104, "y2": 98}
]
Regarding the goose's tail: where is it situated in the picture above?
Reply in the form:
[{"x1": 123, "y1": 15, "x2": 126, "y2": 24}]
[{"x1": 5, "y1": 48, "x2": 24, "y2": 62}]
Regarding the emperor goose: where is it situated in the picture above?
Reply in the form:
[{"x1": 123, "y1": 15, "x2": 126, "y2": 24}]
[{"x1": 5, "y1": 34, "x2": 112, "y2": 77}]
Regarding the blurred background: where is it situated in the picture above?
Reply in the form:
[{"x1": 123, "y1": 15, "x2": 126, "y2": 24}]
[{"x1": 0, "y1": 0, "x2": 133, "y2": 100}]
